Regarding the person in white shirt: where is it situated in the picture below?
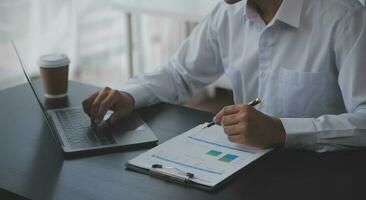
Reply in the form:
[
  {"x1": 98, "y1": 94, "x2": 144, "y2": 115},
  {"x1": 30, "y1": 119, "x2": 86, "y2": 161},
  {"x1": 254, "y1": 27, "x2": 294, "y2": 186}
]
[{"x1": 82, "y1": 0, "x2": 366, "y2": 152}]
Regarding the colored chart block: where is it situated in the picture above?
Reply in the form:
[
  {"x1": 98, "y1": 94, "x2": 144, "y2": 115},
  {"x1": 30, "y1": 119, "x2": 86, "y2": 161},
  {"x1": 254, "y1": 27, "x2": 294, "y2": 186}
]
[
  {"x1": 206, "y1": 150, "x2": 222, "y2": 157},
  {"x1": 219, "y1": 154, "x2": 238, "y2": 163}
]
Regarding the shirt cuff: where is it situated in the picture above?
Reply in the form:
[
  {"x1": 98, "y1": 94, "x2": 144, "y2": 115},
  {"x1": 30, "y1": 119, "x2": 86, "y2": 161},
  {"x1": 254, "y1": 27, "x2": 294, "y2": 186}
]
[
  {"x1": 120, "y1": 84, "x2": 151, "y2": 109},
  {"x1": 280, "y1": 118, "x2": 317, "y2": 149}
]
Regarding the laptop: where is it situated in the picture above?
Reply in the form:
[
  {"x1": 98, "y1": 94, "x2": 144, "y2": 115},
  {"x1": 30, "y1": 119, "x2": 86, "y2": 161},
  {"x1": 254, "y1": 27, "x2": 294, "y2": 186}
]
[{"x1": 11, "y1": 41, "x2": 158, "y2": 154}]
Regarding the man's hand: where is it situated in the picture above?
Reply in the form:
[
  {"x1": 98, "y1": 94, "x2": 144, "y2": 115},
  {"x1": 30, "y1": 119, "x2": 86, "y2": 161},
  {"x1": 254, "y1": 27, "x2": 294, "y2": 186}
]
[
  {"x1": 213, "y1": 104, "x2": 286, "y2": 149},
  {"x1": 82, "y1": 87, "x2": 134, "y2": 128}
]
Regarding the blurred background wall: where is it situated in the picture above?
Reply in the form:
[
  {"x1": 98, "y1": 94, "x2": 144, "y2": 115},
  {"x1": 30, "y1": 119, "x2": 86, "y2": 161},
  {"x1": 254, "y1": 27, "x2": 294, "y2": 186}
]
[{"x1": 0, "y1": 0, "x2": 217, "y2": 90}]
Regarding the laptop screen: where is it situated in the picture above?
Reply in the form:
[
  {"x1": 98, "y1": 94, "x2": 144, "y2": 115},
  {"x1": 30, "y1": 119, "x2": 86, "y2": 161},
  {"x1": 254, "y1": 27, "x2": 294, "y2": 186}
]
[
  {"x1": 10, "y1": 40, "x2": 63, "y2": 147},
  {"x1": 11, "y1": 41, "x2": 49, "y2": 115}
]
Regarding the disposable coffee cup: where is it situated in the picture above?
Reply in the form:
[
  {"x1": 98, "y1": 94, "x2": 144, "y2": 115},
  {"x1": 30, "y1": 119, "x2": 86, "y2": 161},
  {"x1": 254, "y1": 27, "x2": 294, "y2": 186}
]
[{"x1": 38, "y1": 54, "x2": 70, "y2": 98}]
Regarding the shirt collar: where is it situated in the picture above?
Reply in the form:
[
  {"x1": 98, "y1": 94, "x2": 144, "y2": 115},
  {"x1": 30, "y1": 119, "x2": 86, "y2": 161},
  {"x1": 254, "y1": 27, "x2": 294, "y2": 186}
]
[
  {"x1": 275, "y1": 0, "x2": 303, "y2": 28},
  {"x1": 244, "y1": 0, "x2": 304, "y2": 28}
]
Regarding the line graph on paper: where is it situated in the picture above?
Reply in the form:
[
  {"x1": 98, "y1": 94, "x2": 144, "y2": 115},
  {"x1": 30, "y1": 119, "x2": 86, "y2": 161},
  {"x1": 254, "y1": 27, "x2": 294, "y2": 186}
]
[{"x1": 188, "y1": 124, "x2": 259, "y2": 154}]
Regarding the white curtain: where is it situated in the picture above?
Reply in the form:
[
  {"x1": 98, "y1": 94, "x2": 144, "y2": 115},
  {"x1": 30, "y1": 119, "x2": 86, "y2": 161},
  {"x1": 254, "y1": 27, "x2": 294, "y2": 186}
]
[
  {"x1": 134, "y1": 14, "x2": 187, "y2": 75},
  {"x1": 0, "y1": 0, "x2": 186, "y2": 90}
]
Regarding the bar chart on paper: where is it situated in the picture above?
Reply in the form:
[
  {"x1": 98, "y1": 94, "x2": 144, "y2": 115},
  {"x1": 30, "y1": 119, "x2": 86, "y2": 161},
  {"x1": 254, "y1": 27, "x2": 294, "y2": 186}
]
[{"x1": 127, "y1": 123, "x2": 271, "y2": 187}]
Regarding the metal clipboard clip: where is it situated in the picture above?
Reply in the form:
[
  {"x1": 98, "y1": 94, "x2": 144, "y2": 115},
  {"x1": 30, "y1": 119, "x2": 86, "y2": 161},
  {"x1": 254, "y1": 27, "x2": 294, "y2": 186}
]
[{"x1": 149, "y1": 164, "x2": 194, "y2": 183}]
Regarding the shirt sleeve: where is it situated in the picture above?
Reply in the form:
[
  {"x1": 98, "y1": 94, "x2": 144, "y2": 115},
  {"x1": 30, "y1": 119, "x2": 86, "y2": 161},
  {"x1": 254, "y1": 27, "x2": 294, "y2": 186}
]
[
  {"x1": 280, "y1": 8, "x2": 366, "y2": 152},
  {"x1": 120, "y1": 4, "x2": 224, "y2": 108}
]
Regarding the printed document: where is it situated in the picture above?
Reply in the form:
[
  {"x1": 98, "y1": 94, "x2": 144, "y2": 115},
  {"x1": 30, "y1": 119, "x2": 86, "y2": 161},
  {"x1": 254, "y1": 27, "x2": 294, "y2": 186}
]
[{"x1": 127, "y1": 123, "x2": 271, "y2": 187}]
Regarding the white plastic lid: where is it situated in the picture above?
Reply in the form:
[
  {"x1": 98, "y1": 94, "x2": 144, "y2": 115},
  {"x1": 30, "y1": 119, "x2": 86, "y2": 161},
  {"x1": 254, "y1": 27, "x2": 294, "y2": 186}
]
[{"x1": 38, "y1": 54, "x2": 70, "y2": 68}]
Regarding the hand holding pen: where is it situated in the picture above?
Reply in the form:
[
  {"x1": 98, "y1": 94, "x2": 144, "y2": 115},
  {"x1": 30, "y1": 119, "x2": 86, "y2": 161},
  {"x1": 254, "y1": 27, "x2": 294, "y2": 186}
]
[
  {"x1": 207, "y1": 97, "x2": 286, "y2": 149},
  {"x1": 205, "y1": 97, "x2": 262, "y2": 128}
]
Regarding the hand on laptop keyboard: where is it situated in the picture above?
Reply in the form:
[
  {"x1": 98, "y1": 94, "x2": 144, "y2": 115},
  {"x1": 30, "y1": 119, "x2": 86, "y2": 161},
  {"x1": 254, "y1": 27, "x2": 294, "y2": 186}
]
[{"x1": 82, "y1": 87, "x2": 135, "y2": 129}]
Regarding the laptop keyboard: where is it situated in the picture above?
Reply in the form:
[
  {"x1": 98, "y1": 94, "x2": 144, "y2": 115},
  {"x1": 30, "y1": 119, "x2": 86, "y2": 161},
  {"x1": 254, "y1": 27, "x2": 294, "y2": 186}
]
[{"x1": 55, "y1": 108, "x2": 116, "y2": 149}]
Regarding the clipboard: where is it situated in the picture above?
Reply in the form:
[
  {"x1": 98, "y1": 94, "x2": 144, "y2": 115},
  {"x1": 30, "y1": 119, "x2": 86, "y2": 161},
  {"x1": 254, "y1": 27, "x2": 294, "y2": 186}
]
[{"x1": 125, "y1": 123, "x2": 272, "y2": 191}]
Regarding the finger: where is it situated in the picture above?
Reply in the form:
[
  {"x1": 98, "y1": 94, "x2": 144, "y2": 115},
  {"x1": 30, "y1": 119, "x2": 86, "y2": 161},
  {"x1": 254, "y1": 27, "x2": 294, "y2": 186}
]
[
  {"x1": 221, "y1": 113, "x2": 242, "y2": 126},
  {"x1": 95, "y1": 92, "x2": 118, "y2": 123},
  {"x1": 91, "y1": 119, "x2": 97, "y2": 130},
  {"x1": 108, "y1": 109, "x2": 129, "y2": 124},
  {"x1": 213, "y1": 109, "x2": 224, "y2": 124},
  {"x1": 82, "y1": 92, "x2": 98, "y2": 116},
  {"x1": 214, "y1": 105, "x2": 241, "y2": 124},
  {"x1": 223, "y1": 124, "x2": 242, "y2": 136},
  {"x1": 227, "y1": 134, "x2": 245, "y2": 144},
  {"x1": 90, "y1": 89, "x2": 110, "y2": 123},
  {"x1": 222, "y1": 104, "x2": 242, "y2": 115}
]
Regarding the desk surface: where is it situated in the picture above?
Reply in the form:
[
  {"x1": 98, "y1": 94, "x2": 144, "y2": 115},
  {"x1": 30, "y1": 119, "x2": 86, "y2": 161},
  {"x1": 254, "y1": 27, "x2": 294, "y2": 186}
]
[{"x1": 1, "y1": 81, "x2": 366, "y2": 200}]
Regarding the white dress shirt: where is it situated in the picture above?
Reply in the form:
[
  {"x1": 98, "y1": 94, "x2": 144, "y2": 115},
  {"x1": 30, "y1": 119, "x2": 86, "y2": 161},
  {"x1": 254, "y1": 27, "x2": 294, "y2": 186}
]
[{"x1": 121, "y1": 0, "x2": 366, "y2": 152}]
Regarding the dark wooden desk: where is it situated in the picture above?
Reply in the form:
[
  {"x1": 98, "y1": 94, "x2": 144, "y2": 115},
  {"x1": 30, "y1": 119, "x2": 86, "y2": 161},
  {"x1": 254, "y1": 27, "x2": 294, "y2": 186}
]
[{"x1": 1, "y1": 81, "x2": 366, "y2": 200}]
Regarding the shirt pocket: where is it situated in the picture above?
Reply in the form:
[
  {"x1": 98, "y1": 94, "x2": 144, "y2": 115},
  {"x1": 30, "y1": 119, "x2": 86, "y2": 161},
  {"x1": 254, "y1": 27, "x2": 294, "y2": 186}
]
[{"x1": 278, "y1": 68, "x2": 334, "y2": 118}]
